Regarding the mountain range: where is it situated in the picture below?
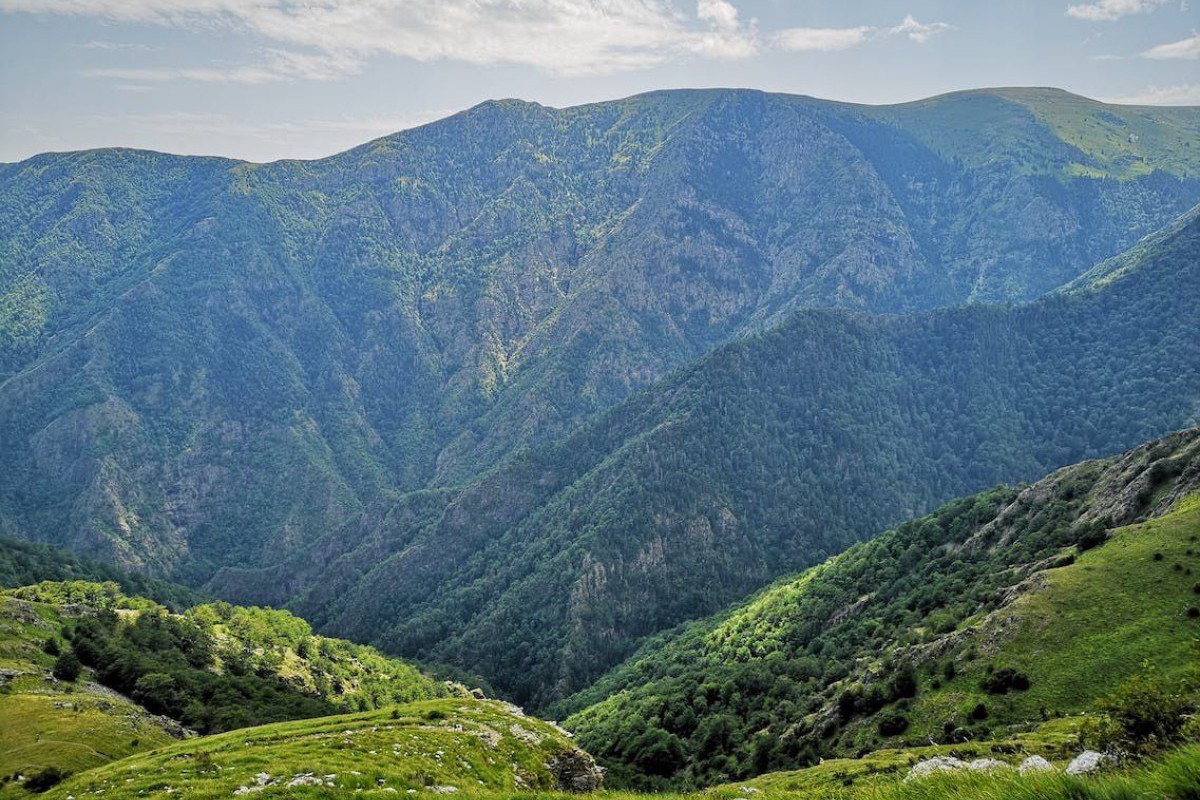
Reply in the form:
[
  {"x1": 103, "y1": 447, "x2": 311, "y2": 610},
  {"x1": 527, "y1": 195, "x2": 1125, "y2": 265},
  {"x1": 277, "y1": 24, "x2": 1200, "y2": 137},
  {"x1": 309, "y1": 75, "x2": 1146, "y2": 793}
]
[{"x1": 1, "y1": 87, "x2": 1198, "y2": 713}]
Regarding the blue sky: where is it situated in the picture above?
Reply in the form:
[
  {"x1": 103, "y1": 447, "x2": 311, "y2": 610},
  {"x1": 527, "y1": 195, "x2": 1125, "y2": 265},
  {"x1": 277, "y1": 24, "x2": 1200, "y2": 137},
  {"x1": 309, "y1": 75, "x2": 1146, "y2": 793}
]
[{"x1": 1, "y1": 0, "x2": 1196, "y2": 163}]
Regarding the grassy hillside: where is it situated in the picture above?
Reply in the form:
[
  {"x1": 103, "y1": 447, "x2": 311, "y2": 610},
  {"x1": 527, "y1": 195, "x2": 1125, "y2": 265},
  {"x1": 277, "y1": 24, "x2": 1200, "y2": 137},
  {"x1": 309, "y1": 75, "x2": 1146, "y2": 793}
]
[
  {"x1": 0, "y1": 580, "x2": 452, "y2": 795},
  {"x1": 560, "y1": 428, "x2": 1200, "y2": 788},
  {"x1": 0, "y1": 593, "x2": 184, "y2": 797},
  {"x1": 5, "y1": 581, "x2": 448, "y2": 733},
  {"x1": 42, "y1": 698, "x2": 601, "y2": 800},
  {"x1": 872, "y1": 87, "x2": 1200, "y2": 179},
  {"x1": 901, "y1": 495, "x2": 1200, "y2": 742}
]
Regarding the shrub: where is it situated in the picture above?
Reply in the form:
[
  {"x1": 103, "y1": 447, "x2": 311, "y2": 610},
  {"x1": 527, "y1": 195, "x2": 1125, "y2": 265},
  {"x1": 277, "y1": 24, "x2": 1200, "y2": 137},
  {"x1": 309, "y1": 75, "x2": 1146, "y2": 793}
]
[
  {"x1": 23, "y1": 767, "x2": 68, "y2": 793},
  {"x1": 1076, "y1": 523, "x2": 1108, "y2": 552},
  {"x1": 981, "y1": 667, "x2": 1030, "y2": 695},
  {"x1": 42, "y1": 637, "x2": 60, "y2": 656},
  {"x1": 889, "y1": 666, "x2": 918, "y2": 700},
  {"x1": 970, "y1": 702, "x2": 989, "y2": 720},
  {"x1": 878, "y1": 711, "x2": 910, "y2": 736},
  {"x1": 52, "y1": 651, "x2": 81, "y2": 682},
  {"x1": 1082, "y1": 674, "x2": 1195, "y2": 756}
]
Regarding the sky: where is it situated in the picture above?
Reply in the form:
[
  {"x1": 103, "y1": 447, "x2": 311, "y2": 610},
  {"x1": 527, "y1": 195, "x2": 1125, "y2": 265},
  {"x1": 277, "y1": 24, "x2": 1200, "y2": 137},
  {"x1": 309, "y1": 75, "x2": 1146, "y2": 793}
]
[{"x1": 0, "y1": 0, "x2": 1197, "y2": 163}]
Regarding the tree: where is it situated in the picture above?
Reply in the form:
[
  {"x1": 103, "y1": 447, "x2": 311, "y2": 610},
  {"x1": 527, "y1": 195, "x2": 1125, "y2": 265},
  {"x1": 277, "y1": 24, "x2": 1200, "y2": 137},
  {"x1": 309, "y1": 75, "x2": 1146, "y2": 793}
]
[{"x1": 52, "y1": 651, "x2": 82, "y2": 682}]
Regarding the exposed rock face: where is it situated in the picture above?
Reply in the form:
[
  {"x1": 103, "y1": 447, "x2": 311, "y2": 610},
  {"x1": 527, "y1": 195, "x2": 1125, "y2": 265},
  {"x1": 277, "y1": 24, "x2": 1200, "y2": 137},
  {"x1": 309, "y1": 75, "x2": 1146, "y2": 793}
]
[
  {"x1": 1066, "y1": 750, "x2": 1110, "y2": 775},
  {"x1": 546, "y1": 748, "x2": 604, "y2": 792}
]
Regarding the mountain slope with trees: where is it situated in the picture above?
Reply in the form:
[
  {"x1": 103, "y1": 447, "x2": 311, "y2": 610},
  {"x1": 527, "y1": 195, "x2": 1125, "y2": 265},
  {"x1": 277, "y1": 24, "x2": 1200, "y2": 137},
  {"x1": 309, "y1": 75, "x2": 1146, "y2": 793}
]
[
  {"x1": 559, "y1": 427, "x2": 1200, "y2": 788},
  {"x1": 246, "y1": 205, "x2": 1200, "y2": 709},
  {"x1": 1, "y1": 89, "x2": 1197, "y2": 582}
]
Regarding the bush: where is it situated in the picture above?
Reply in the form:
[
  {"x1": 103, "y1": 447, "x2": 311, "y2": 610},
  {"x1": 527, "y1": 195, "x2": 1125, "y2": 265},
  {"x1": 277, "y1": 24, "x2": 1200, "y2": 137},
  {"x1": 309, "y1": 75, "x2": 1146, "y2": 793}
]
[
  {"x1": 970, "y1": 702, "x2": 989, "y2": 720},
  {"x1": 981, "y1": 667, "x2": 1030, "y2": 695},
  {"x1": 889, "y1": 666, "x2": 918, "y2": 700},
  {"x1": 1076, "y1": 523, "x2": 1108, "y2": 552},
  {"x1": 878, "y1": 711, "x2": 910, "y2": 736},
  {"x1": 52, "y1": 651, "x2": 81, "y2": 682},
  {"x1": 23, "y1": 767, "x2": 68, "y2": 793},
  {"x1": 42, "y1": 637, "x2": 60, "y2": 656},
  {"x1": 1083, "y1": 675, "x2": 1195, "y2": 756}
]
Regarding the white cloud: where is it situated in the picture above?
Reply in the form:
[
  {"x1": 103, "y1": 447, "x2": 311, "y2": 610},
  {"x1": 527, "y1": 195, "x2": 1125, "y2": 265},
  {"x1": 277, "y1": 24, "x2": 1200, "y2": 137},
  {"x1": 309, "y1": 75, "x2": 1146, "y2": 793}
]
[
  {"x1": 696, "y1": 0, "x2": 738, "y2": 30},
  {"x1": 4, "y1": 1, "x2": 952, "y2": 79},
  {"x1": 2, "y1": 0, "x2": 760, "y2": 78},
  {"x1": 775, "y1": 26, "x2": 872, "y2": 52},
  {"x1": 81, "y1": 49, "x2": 359, "y2": 84},
  {"x1": 77, "y1": 40, "x2": 161, "y2": 51},
  {"x1": 890, "y1": 14, "x2": 951, "y2": 43},
  {"x1": 1101, "y1": 83, "x2": 1200, "y2": 104},
  {"x1": 775, "y1": 15, "x2": 950, "y2": 53},
  {"x1": 1142, "y1": 33, "x2": 1200, "y2": 59},
  {"x1": 1066, "y1": 0, "x2": 1167, "y2": 21}
]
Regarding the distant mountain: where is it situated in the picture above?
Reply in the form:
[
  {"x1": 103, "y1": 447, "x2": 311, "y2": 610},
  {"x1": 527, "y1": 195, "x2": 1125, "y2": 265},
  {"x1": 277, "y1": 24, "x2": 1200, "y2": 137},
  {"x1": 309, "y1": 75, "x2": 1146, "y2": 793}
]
[
  {"x1": 1, "y1": 88, "x2": 1197, "y2": 582},
  {"x1": 235, "y1": 204, "x2": 1199, "y2": 710},
  {"x1": 560, "y1": 426, "x2": 1200, "y2": 788}
]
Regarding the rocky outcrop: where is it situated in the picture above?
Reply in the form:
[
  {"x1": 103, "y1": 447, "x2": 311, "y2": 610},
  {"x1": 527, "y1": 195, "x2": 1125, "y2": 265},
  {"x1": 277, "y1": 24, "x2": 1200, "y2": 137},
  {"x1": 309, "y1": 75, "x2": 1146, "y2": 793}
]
[
  {"x1": 546, "y1": 747, "x2": 604, "y2": 792},
  {"x1": 905, "y1": 756, "x2": 966, "y2": 780}
]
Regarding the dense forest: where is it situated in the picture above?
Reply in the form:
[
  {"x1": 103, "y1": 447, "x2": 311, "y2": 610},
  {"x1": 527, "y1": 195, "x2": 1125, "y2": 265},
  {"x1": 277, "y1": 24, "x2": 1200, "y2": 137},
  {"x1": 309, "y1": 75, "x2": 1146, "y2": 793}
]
[
  {"x1": 1, "y1": 89, "x2": 1197, "y2": 578},
  {"x1": 0, "y1": 536, "x2": 207, "y2": 610}
]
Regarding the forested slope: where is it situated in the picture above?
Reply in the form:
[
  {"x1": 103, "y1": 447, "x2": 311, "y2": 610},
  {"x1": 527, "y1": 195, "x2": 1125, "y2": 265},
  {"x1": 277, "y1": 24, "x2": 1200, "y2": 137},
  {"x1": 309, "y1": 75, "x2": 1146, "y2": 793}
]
[
  {"x1": 561, "y1": 427, "x2": 1200, "y2": 788},
  {"x1": 254, "y1": 206, "x2": 1200, "y2": 709},
  {"x1": 1, "y1": 89, "x2": 1197, "y2": 582}
]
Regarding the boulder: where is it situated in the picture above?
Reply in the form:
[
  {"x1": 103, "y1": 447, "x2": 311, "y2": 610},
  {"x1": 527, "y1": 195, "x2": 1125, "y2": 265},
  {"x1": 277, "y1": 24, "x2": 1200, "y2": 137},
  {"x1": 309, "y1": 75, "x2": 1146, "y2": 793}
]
[
  {"x1": 1019, "y1": 755, "x2": 1055, "y2": 774},
  {"x1": 1066, "y1": 751, "x2": 1109, "y2": 775},
  {"x1": 967, "y1": 758, "x2": 1010, "y2": 772},
  {"x1": 905, "y1": 756, "x2": 966, "y2": 780}
]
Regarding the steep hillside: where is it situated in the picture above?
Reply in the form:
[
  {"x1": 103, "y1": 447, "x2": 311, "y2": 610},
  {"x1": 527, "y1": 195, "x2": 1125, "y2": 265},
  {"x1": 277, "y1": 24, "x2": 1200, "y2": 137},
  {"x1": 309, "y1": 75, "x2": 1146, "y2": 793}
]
[
  {"x1": 247, "y1": 205, "x2": 1200, "y2": 709},
  {"x1": 1, "y1": 89, "x2": 1197, "y2": 583},
  {"x1": 560, "y1": 428, "x2": 1200, "y2": 788},
  {"x1": 43, "y1": 698, "x2": 601, "y2": 800}
]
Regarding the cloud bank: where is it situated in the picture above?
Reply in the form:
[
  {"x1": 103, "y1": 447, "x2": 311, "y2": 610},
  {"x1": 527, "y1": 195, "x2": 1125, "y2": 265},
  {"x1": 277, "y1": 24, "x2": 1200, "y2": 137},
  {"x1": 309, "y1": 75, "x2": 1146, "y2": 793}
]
[
  {"x1": 0, "y1": 0, "x2": 949, "y2": 80},
  {"x1": 1142, "y1": 34, "x2": 1200, "y2": 59}
]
